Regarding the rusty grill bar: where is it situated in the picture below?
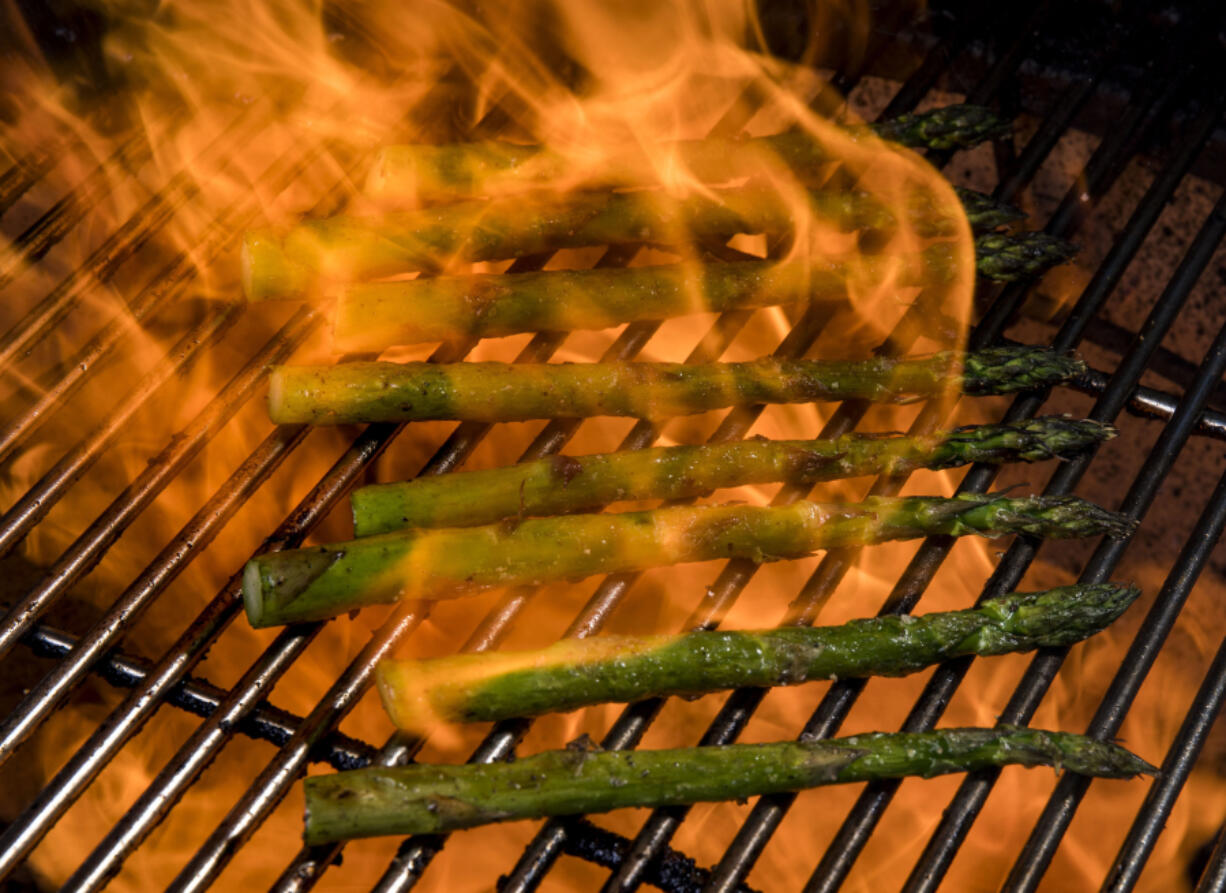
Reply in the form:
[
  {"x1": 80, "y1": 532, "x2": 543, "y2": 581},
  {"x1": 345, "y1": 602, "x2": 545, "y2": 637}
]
[{"x1": 2, "y1": 1, "x2": 1226, "y2": 891}]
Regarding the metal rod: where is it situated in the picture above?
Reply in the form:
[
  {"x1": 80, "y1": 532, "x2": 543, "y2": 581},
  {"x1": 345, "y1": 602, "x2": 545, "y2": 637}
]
[
  {"x1": 0, "y1": 125, "x2": 159, "y2": 288},
  {"x1": 1195, "y1": 821, "x2": 1226, "y2": 892},
  {"x1": 0, "y1": 143, "x2": 58, "y2": 216},
  {"x1": 0, "y1": 128, "x2": 320, "y2": 466},
  {"x1": 1098, "y1": 628, "x2": 1226, "y2": 890},
  {"x1": 0, "y1": 300, "x2": 242, "y2": 558},
  {"x1": 0, "y1": 393, "x2": 305, "y2": 766},
  {"x1": 22, "y1": 618, "x2": 378, "y2": 770},
  {"x1": 897, "y1": 107, "x2": 1226, "y2": 893},
  {"x1": 716, "y1": 34, "x2": 1222, "y2": 893},
  {"x1": 0, "y1": 108, "x2": 255, "y2": 375},
  {"x1": 0, "y1": 305, "x2": 319, "y2": 671},
  {"x1": 998, "y1": 190, "x2": 1226, "y2": 891}
]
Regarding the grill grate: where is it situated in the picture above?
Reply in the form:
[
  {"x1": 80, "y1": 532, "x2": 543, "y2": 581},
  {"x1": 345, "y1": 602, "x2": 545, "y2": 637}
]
[{"x1": 1, "y1": 1, "x2": 1226, "y2": 891}]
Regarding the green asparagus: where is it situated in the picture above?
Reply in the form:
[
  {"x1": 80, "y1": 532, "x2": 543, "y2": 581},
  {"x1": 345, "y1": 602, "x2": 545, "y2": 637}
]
[
  {"x1": 267, "y1": 346, "x2": 1084, "y2": 426},
  {"x1": 302, "y1": 727, "x2": 1152, "y2": 842},
  {"x1": 243, "y1": 185, "x2": 1055, "y2": 302},
  {"x1": 333, "y1": 258, "x2": 850, "y2": 352},
  {"x1": 243, "y1": 494, "x2": 1132, "y2": 627},
  {"x1": 870, "y1": 104, "x2": 1011, "y2": 150},
  {"x1": 351, "y1": 418, "x2": 1113, "y2": 535},
  {"x1": 376, "y1": 583, "x2": 1138, "y2": 727},
  {"x1": 364, "y1": 105, "x2": 1010, "y2": 204},
  {"x1": 975, "y1": 232, "x2": 1078, "y2": 282},
  {"x1": 330, "y1": 219, "x2": 1017, "y2": 351}
]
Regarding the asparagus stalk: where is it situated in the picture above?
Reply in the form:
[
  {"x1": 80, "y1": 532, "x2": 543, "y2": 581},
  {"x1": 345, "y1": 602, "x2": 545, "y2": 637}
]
[
  {"x1": 333, "y1": 258, "x2": 850, "y2": 352},
  {"x1": 331, "y1": 218, "x2": 1014, "y2": 351},
  {"x1": 351, "y1": 418, "x2": 1113, "y2": 535},
  {"x1": 364, "y1": 105, "x2": 1010, "y2": 204},
  {"x1": 243, "y1": 185, "x2": 1054, "y2": 302},
  {"x1": 302, "y1": 727, "x2": 1153, "y2": 842},
  {"x1": 376, "y1": 583, "x2": 1139, "y2": 727},
  {"x1": 243, "y1": 494, "x2": 1133, "y2": 627},
  {"x1": 267, "y1": 346, "x2": 1084, "y2": 426}
]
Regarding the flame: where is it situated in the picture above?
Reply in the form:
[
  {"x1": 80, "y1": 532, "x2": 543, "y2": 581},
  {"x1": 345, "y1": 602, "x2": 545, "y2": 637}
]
[{"x1": 1, "y1": 1, "x2": 1204, "y2": 892}]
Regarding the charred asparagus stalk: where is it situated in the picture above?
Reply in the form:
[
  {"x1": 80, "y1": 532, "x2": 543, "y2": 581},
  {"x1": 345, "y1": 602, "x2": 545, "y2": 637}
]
[
  {"x1": 302, "y1": 727, "x2": 1153, "y2": 842},
  {"x1": 243, "y1": 494, "x2": 1133, "y2": 627},
  {"x1": 351, "y1": 418, "x2": 1113, "y2": 535},
  {"x1": 244, "y1": 186, "x2": 1054, "y2": 302},
  {"x1": 267, "y1": 346, "x2": 1084, "y2": 426},
  {"x1": 376, "y1": 583, "x2": 1139, "y2": 728},
  {"x1": 364, "y1": 105, "x2": 1010, "y2": 203}
]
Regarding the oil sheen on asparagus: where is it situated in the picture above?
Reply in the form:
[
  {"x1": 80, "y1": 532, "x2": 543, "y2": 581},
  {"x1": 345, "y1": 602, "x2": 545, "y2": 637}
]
[
  {"x1": 244, "y1": 494, "x2": 1133, "y2": 627},
  {"x1": 376, "y1": 583, "x2": 1139, "y2": 727},
  {"x1": 351, "y1": 417, "x2": 1113, "y2": 535},
  {"x1": 303, "y1": 727, "x2": 1153, "y2": 842},
  {"x1": 268, "y1": 346, "x2": 1084, "y2": 426}
]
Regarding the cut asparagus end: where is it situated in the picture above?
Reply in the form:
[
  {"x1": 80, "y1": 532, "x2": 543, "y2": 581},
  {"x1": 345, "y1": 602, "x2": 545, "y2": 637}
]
[
  {"x1": 242, "y1": 230, "x2": 309, "y2": 302},
  {"x1": 243, "y1": 548, "x2": 345, "y2": 628},
  {"x1": 364, "y1": 148, "x2": 394, "y2": 201}
]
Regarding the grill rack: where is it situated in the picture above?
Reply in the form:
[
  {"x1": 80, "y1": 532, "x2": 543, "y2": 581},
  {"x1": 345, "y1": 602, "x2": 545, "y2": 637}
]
[{"x1": 0, "y1": 1, "x2": 1225, "y2": 891}]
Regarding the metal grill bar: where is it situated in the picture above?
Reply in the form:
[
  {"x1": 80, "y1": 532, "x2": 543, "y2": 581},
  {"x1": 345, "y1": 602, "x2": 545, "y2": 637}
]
[
  {"x1": 23, "y1": 618, "x2": 378, "y2": 770},
  {"x1": 0, "y1": 144, "x2": 57, "y2": 216},
  {"x1": 1101, "y1": 621, "x2": 1226, "y2": 889},
  {"x1": 1069, "y1": 372, "x2": 1226, "y2": 440},
  {"x1": 56, "y1": 419, "x2": 404, "y2": 893},
  {"x1": 897, "y1": 109, "x2": 1226, "y2": 893},
  {"x1": 0, "y1": 305, "x2": 316, "y2": 669},
  {"x1": 803, "y1": 116, "x2": 1226, "y2": 892},
  {"x1": 3, "y1": 5, "x2": 1224, "y2": 890},
  {"x1": 0, "y1": 130, "x2": 322, "y2": 467},
  {"x1": 1195, "y1": 819, "x2": 1226, "y2": 891},
  {"x1": 0, "y1": 382, "x2": 303, "y2": 769},
  {"x1": 0, "y1": 301, "x2": 241, "y2": 555},
  {"x1": 0, "y1": 125, "x2": 159, "y2": 288},
  {"x1": 624, "y1": 20, "x2": 1147, "y2": 892},
  {"x1": 0, "y1": 109, "x2": 253, "y2": 375},
  {"x1": 998, "y1": 190, "x2": 1226, "y2": 891}
]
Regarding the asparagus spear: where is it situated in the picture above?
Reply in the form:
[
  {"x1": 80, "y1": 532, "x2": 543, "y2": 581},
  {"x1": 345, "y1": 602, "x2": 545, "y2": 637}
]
[
  {"x1": 364, "y1": 105, "x2": 1010, "y2": 204},
  {"x1": 351, "y1": 418, "x2": 1113, "y2": 535},
  {"x1": 243, "y1": 185, "x2": 1055, "y2": 302},
  {"x1": 331, "y1": 218, "x2": 1014, "y2": 351},
  {"x1": 333, "y1": 258, "x2": 849, "y2": 352},
  {"x1": 267, "y1": 346, "x2": 1084, "y2": 426},
  {"x1": 302, "y1": 727, "x2": 1153, "y2": 842},
  {"x1": 376, "y1": 583, "x2": 1138, "y2": 727},
  {"x1": 243, "y1": 494, "x2": 1133, "y2": 627}
]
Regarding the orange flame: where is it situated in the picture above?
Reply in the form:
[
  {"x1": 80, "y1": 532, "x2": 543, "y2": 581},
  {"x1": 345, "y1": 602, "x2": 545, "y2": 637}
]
[{"x1": 0, "y1": 2, "x2": 1199, "y2": 892}]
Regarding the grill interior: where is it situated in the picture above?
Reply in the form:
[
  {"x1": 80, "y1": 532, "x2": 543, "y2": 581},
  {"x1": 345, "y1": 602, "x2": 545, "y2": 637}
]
[{"x1": 2, "y1": 1, "x2": 1226, "y2": 890}]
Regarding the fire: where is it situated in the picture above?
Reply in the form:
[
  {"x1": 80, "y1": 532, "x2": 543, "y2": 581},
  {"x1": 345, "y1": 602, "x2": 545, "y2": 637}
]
[{"x1": 0, "y1": 1, "x2": 1201, "y2": 892}]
